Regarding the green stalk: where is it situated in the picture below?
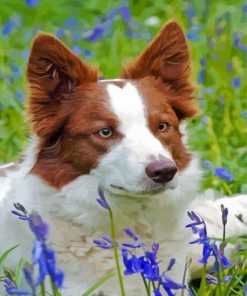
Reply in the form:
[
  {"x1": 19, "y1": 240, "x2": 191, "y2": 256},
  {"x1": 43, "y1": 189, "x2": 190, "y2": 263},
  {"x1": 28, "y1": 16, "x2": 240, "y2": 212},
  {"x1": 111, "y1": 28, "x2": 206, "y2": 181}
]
[
  {"x1": 40, "y1": 281, "x2": 45, "y2": 296},
  {"x1": 216, "y1": 260, "x2": 223, "y2": 296},
  {"x1": 141, "y1": 274, "x2": 151, "y2": 296},
  {"x1": 197, "y1": 264, "x2": 207, "y2": 296},
  {"x1": 109, "y1": 208, "x2": 126, "y2": 296}
]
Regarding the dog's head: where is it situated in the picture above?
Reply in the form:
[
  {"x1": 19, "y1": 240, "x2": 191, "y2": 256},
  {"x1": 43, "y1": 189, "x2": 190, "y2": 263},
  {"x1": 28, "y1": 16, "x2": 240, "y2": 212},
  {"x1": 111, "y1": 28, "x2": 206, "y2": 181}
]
[{"x1": 27, "y1": 20, "x2": 197, "y2": 197}]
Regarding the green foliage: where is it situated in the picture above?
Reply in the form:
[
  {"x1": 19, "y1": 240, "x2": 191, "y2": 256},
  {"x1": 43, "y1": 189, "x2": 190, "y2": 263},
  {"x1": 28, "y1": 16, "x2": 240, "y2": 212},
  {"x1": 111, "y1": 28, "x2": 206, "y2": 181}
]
[{"x1": 0, "y1": 0, "x2": 246, "y2": 197}]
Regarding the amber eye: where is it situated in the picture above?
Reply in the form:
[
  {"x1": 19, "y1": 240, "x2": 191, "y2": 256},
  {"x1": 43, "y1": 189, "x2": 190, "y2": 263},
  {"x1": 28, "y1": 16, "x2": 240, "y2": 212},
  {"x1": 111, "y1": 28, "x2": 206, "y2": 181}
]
[
  {"x1": 97, "y1": 128, "x2": 113, "y2": 138},
  {"x1": 158, "y1": 122, "x2": 169, "y2": 132}
]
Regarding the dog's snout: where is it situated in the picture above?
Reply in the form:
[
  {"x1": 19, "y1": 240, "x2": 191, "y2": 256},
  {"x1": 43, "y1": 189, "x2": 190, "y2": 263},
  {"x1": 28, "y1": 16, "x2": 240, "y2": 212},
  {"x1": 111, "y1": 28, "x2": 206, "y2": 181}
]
[{"x1": 145, "y1": 159, "x2": 177, "y2": 183}]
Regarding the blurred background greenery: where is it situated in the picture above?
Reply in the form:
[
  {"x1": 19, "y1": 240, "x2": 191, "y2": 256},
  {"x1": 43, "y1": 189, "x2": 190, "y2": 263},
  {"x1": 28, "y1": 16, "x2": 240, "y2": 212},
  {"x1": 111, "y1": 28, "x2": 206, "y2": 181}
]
[{"x1": 0, "y1": 0, "x2": 246, "y2": 195}]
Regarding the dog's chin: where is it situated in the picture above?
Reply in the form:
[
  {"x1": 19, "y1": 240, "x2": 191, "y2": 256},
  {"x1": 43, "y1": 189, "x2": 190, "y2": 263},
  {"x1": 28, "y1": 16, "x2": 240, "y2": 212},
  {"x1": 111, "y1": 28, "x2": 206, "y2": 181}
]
[{"x1": 101, "y1": 181, "x2": 176, "y2": 199}]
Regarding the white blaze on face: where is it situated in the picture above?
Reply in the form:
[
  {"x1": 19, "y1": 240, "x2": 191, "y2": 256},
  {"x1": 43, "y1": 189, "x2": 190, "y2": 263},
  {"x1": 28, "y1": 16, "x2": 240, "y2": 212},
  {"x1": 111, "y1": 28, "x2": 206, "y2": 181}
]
[
  {"x1": 91, "y1": 82, "x2": 175, "y2": 194},
  {"x1": 107, "y1": 83, "x2": 172, "y2": 160}
]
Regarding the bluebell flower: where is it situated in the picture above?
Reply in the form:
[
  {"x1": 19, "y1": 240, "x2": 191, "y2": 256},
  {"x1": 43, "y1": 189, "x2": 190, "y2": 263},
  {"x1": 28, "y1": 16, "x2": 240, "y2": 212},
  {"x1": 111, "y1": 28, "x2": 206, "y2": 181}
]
[
  {"x1": 161, "y1": 273, "x2": 186, "y2": 296},
  {"x1": 72, "y1": 46, "x2": 82, "y2": 56},
  {"x1": 107, "y1": 7, "x2": 120, "y2": 21},
  {"x1": 65, "y1": 18, "x2": 77, "y2": 28},
  {"x1": 187, "y1": 31, "x2": 200, "y2": 42},
  {"x1": 233, "y1": 32, "x2": 247, "y2": 51},
  {"x1": 11, "y1": 204, "x2": 64, "y2": 290},
  {"x1": 11, "y1": 63, "x2": 20, "y2": 78},
  {"x1": 186, "y1": 7, "x2": 195, "y2": 19},
  {"x1": 226, "y1": 62, "x2": 233, "y2": 72},
  {"x1": 55, "y1": 28, "x2": 65, "y2": 38},
  {"x1": 206, "y1": 273, "x2": 232, "y2": 285},
  {"x1": 244, "y1": 4, "x2": 247, "y2": 13},
  {"x1": 97, "y1": 187, "x2": 110, "y2": 210},
  {"x1": 23, "y1": 264, "x2": 36, "y2": 295},
  {"x1": 154, "y1": 289, "x2": 162, "y2": 296},
  {"x1": 82, "y1": 48, "x2": 94, "y2": 59},
  {"x1": 200, "y1": 57, "x2": 207, "y2": 66},
  {"x1": 2, "y1": 20, "x2": 15, "y2": 36},
  {"x1": 4, "y1": 278, "x2": 31, "y2": 295},
  {"x1": 15, "y1": 91, "x2": 25, "y2": 103},
  {"x1": 221, "y1": 204, "x2": 228, "y2": 226},
  {"x1": 120, "y1": 3, "x2": 131, "y2": 24},
  {"x1": 28, "y1": 213, "x2": 49, "y2": 241},
  {"x1": 201, "y1": 115, "x2": 208, "y2": 124},
  {"x1": 87, "y1": 27, "x2": 104, "y2": 42},
  {"x1": 232, "y1": 77, "x2": 241, "y2": 89},
  {"x1": 124, "y1": 228, "x2": 139, "y2": 241},
  {"x1": 197, "y1": 69, "x2": 205, "y2": 84},
  {"x1": 94, "y1": 235, "x2": 114, "y2": 249},
  {"x1": 214, "y1": 167, "x2": 234, "y2": 182},
  {"x1": 26, "y1": 0, "x2": 39, "y2": 7},
  {"x1": 187, "y1": 210, "x2": 232, "y2": 269},
  {"x1": 202, "y1": 160, "x2": 212, "y2": 169}
]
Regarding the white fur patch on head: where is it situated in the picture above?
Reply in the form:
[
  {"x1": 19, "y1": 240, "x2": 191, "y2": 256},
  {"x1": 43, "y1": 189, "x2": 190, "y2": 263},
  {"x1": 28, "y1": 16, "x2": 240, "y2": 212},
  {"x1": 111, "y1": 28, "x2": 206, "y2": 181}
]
[{"x1": 107, "y1": 82, "x2": 172, "y2": 159}]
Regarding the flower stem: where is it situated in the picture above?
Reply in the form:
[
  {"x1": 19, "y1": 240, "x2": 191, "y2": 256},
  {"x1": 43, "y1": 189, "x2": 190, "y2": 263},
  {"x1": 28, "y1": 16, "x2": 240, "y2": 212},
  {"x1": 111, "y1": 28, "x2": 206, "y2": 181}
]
[
  {"x1": 141, "y1": 274, "x2": 151, "y2": 296},
  {"x1": 109, "y1": 208, "x2": 126, "y2": 296},
  {"x1": 40, "y1": 281, "x2": 45, "y2": 296}
]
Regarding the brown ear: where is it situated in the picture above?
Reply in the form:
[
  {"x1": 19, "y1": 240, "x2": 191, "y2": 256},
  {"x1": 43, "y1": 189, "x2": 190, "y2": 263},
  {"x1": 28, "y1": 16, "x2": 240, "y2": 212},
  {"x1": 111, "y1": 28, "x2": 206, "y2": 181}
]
[
  {"x1": 27, "y1": 33, "x2": 98, "y2": 137},
  {"x1": 121, "y1": 20, "x2": 196, "y2": 118}
]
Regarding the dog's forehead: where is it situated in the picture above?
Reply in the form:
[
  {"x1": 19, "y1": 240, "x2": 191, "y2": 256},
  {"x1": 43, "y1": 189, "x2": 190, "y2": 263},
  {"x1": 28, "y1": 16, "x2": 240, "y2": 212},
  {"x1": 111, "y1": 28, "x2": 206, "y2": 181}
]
[{"x1": 104, "y1": 81, "x2": 147, "y2": 133}]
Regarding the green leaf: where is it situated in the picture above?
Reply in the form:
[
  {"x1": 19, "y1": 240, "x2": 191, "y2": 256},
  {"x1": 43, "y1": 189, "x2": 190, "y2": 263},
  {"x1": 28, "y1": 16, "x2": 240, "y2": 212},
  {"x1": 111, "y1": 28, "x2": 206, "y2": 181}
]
[
  {"x1": 0, "y1": 245, "x2": 19, "y2": 268},
  {"x1": 81, "y1": 272, "x2": 115, "y2": 296}
]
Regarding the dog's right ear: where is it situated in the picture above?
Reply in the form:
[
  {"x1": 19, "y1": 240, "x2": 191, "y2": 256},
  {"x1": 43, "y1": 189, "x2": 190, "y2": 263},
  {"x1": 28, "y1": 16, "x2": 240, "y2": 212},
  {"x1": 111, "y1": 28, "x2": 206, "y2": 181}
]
[{"x1": 27, "y1": 33, "x2": 98, "y2": 137}]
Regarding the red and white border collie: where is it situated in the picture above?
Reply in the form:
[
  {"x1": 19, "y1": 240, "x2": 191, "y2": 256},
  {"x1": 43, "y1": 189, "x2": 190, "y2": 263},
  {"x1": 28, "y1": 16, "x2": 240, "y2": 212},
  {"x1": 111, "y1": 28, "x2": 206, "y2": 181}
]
[{"x1": 0, "y1": 20, "x2": 247, "y2": 295}]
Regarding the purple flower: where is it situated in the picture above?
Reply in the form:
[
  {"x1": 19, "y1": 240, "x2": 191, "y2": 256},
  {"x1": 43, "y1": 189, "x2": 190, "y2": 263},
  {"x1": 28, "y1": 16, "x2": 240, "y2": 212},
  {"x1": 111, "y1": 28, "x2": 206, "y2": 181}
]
[
  {"x1": 214, "y1": 167, "x2": 234, "y2": 181},
  {"x1": 11, "y1": 204, "x2": 64, "y2": 290},
  {"x1": 25, "y1": 0, "x2": 39, "y2": 7},
  {"x1": 65, "y1": 18, "x2": 77, "y2": 28},
  {"x1": 120, "y1": 3, "x2": 131, "y2": 24},
  {"x1": 87, "y1": 27, "x2": 104, "y2": 42},
  {"x1": 2, "y1": 20, "x2": 15, "y2": 36},
  {"x1": 72, "y1": 46, "x2": 82, "y2": 56},
  {"x1": 187, "y1": 211, "x2": 232, "y2": 269},
  {"x1": 96, "y1": 187, "x2": 110, "y2": 210},
  {"x1": 4, "y1": 279, "x2": 31, "y2": 295},
  {"x1": 55, "y1": 28, "x2": 65, "y2": 38},
  {"x1": 232, "y1": 77, "x2": 241, "y2": 89},
  {"x1": 233, "y1": 32, "x2": 247, "y2": 51},
  {"x1": 206, "y1": 273, "x2": 232, "y2": 285},
  {"x1": 221, "y1": 204, "x2": 228, "y2": 226},
  {"x1": 226, "y1": 62, "x2": 233, "y2": 72},
  {"x1": 28, "y1": 213, "x2": 49, "y2": 241},
  {"x1": 161, "y1": 273, "x2": 186, "y2": 296},
  {"x1": 124, "y1": 228, "x2": 139, "y2": 241},
  {"x1": 197, "y1": 69, "x2": 205, "y2": 84},
  {"x1": 202, "y1": 160, "x2": 212, "y2": 169},
  {"x1": 94, "y1": 236, "x2": 114, "y2": 249},
  {"x1": 15, "y1": 91, "x2": 25, "y2": 103},
  {"x1": 187, "y1": 31, "x2": 200, "y2": 41}
]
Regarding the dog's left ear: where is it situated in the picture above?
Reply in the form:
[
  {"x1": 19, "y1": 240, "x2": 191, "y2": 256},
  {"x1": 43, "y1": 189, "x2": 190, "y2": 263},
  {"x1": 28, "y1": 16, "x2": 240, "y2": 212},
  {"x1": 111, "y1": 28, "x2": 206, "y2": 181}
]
[{"x1": 121, "y1": 20, "x2": 196, "y2": 118}]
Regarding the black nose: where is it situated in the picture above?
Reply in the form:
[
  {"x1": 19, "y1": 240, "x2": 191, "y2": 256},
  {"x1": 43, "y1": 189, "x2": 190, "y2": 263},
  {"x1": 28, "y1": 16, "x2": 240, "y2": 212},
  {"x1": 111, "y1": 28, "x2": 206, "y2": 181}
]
[{"x1": 145, "y1": 158, "x2": 177, "y2": 183}]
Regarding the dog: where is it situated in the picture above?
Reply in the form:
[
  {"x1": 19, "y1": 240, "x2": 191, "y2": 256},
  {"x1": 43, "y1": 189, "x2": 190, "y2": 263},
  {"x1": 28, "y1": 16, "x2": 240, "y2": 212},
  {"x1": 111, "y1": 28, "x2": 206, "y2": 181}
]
[{"x1": 0, "y1": 20, "x2": 247, "y2": 295}]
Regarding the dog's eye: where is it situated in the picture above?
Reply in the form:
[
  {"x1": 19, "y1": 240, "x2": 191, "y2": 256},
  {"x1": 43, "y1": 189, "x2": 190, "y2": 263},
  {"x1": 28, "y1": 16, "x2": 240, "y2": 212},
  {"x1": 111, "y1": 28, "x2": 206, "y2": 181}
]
[
  {"x1": 158, "y1": 122, "x2": 169, "y2": 132},
  {"x1": 97, "y1": 128, "x2": 113, "y2": 138}
]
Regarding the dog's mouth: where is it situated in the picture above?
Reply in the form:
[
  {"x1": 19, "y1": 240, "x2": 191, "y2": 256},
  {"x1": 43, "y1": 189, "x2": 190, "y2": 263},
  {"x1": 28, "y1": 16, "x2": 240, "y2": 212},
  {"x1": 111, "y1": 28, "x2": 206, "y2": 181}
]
[{"x1": 109, "y1": 183, "x2": 167, "y2": 196}]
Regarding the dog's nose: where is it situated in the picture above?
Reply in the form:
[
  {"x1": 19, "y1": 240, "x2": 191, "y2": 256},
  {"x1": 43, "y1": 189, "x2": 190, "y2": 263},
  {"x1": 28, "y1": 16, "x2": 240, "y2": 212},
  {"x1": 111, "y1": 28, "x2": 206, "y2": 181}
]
[{"x1": 145, "y1": 159, "x2": 177, "y2": 183}]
